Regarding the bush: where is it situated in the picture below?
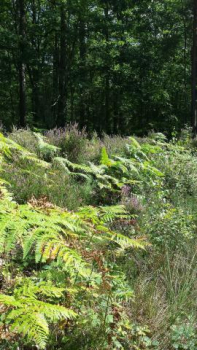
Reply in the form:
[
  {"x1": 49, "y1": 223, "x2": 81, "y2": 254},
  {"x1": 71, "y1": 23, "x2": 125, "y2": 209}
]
[
  {"x1": 144, "y1": 204, "x2": 195, "y2": 249},
  {"x1": 9, "y1": 128, "x2": 38, "y2": 154},
  {"x1": 2, "y1": 158, "x2": 94, "y2": 210},
  {"x1": 102, "y1": 133, "x2": 128, "y2": 158},
  {"x1": 45, "y1": 124, "x2": 89, "y2": 163}
]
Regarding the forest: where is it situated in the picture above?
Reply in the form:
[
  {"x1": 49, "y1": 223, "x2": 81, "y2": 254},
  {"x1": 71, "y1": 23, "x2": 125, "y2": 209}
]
[
  {"x1": 0, "y1": 0, "x2": 194, "y2": 134},
  {"x1": 1, "y1": 0, "x2": 197, "y2": 350}
]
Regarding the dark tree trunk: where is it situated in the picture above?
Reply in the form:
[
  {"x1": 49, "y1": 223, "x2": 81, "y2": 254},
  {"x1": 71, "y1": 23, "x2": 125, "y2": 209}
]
[
  {"x1": 192, "y1": 0, "x2": 197, "y2": 133},
  {"x1": 79, "y1": 18, "x2": 86, "y2": 127},
  {"x1": 31, "y1": 0, "x2": 40, "y2": 124},
  {"x1": 57, "y1": 4, "x2": 67, "y2": 127},
  {"x1": 51, "y1": 33, "x2": 59, "y2": 124},
  {"x1": 18, "y1": 0, "x2": 26, "y2": 127},
  {"x1": 104, "y1": 3, "x2": 110, "y2": 133},
  {"x1": 27, "y1": 65, "x2": 39, "y2": 124}
]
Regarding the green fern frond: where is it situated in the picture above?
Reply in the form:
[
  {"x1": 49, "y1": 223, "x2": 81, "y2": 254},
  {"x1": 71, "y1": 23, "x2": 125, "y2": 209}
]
[
  {"x1": 34, "y1": 133, "x2": 60, "y2": 158},
  {"x1": 111, "y1": 232, "x2": 148, "y2": 250},
  {"x1": 78, "y1": 205, "x2": 129, "y2": 224},
  {"x1": 53, "y1": 157, "x2": 92, "y2": 180},
  {"x1": 0, "y1": 294, "x2": 20, "y2": 307},
  {"x1": 113, "y1": 156, "x2": 139, "y2": 174},
  {"x1": 100, "y1": 147, "x2": 113, "y2": 166},
  {"x1": 98, "y1": 205, "x2": 129, "y2": 222},
  {"x1": 129, "y1": 137, "x2": 141, "y2": 149},
  {"x1": 0, "y1": 132, "x2": 50, "y2": 169},
  {"x1": 0, "y1": 279, "x2": 77, "y2": 349}
]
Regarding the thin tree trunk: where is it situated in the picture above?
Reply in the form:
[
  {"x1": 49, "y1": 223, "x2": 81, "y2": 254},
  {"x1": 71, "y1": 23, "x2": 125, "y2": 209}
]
[
  {"x1": 31, "y1": 0, "x2": 40, "y2": 124},
  {"x1": 191, "y1": 0, "x2": 197, "y2": 133},
  {"x1": 18, "y1": 0, "x2": 26, "y2": 127},
  {"x1": 51, "y1": 33, "x2": 59, "y2": 123},
  {"x1": 79, "y1": 18, "x2": 86, "y2": 127},
  {"x1": 57, "y1": 4, "x2": 67, "y2": 127},
  {"x1": 104, "y1": 3, "x2": 110, "y2": 133}
]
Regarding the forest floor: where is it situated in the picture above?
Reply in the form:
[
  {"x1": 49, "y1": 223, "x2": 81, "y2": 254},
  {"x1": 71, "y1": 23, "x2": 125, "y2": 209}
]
[{"x1": 0, "y1": 126, "x2": 197, "y2": 350}]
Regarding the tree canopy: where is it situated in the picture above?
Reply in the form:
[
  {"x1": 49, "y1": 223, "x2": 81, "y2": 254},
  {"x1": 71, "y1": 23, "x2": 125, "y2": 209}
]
[{"x1": 0, "y1": 0, "x2": 193, "y2": 134}]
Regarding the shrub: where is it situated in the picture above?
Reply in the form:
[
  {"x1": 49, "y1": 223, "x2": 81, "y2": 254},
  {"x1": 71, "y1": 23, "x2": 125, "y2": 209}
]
[
  {"x1": 102, "y1": 133, "x2": 128, "y2": 158},
  {"x1": 144, "y1": 204, "x2": 195, "y2": 249},
  {"x1": 45, "y1": 124, "x2": 89, "y2": 163},
  {"x1": 9, "y1": 128, "x2": 38, "y2": 154},
  {"x1": 2, "y1": 159, "x2": 94, "y2": 210}
]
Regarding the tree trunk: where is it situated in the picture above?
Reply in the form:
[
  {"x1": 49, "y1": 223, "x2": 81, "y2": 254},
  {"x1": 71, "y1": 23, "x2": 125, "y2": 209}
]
[
  {"x1": 191, "y1": 0, "x2": 197, "y2": 133},
  {"x1": 51, "y1": 33, "x2": 59, "y2": 124},
  {"x1": 31, "y1": 0, "x2": 40, "y2": 124},
  {"x1": 57, "y1": 4, "x2": 67, "y2": 127},
  {"x1": 18, "y1": 0, "x2": 26, "y2": 127},
  {"x1": 104, "y1": 3, "x2": 110, "y2": 133},
  {"x1": 79, "y1": 18, "x2": 86, "y2": 127}
]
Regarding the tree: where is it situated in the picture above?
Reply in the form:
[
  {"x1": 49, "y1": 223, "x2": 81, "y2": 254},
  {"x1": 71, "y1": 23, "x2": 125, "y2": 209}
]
[
  {"x1": 18, "y1": 0, "x2": 27, "y2": 127},
  {"x1": 57, "y1": 2, "x2": 67, "y2": 127},
  {"x1": 192, "y1": 0, "x2": 197, "y2": 133},
  {"x1": 0, "y1": 0, "x2": 193, "y2": 134}
]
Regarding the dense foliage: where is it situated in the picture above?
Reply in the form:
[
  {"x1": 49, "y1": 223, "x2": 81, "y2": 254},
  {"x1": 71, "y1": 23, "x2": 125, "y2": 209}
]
[
  {"x1": 0, "y1": 0, "x2": 192, "y2": 134},
  {"x1": 1, "y1": 0, "x2": 197, "y2": 348},
  {"x1": 0, "y1": 127, "x2": 196, "y2": 349}
]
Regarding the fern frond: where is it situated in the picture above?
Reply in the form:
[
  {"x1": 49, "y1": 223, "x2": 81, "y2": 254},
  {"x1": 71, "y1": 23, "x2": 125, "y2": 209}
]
[
  {"x1": 10, "y1": 312, "x2": 49, "y2": 349},
  {"x1": 0, "y1": 132, "x2": 50, "y2": 168},
  {"x1": 111, "y1": 232, "x2": 148, "y2": 250},
  {"x1": 98, "y1": 205, "x2": 129, "y2": 222},
  {"x1": 0, "y1": 280, "x2": 77, "y2": 349},
  {"x1": 129, "y1": 137, "x2": 141, "y2": 149},
  {"x1": 100, "y1": 147, "x2": 113, "y2": 166},
  {"x1": 0, "y1": 294, "x2": 20, "y2": 307},
  {"x1": 34, "y1": 133, "x2": 60, "y2": 158}
]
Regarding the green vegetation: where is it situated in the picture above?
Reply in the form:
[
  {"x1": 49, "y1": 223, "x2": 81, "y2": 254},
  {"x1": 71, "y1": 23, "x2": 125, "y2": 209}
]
[
  {"x1": 0, "y1": 0, "x2": 192, "y2": 134},
  {"x1": 0, "y1": 127, "x2": 196, "y2": 349},
  {"x1": 1, "y1": 0, "x2": 197, "y2": 348}
]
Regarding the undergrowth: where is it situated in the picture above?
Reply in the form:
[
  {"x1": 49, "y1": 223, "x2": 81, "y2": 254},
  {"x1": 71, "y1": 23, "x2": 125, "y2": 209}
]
[{"x1": 0, "y1": 126, "x2": 197, "y2": 349}]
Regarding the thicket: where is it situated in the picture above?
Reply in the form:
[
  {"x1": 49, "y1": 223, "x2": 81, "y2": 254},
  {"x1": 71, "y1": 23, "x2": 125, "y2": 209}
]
[{"x1": 0, "y1": 126, "x2": 197, "y2": 349}]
